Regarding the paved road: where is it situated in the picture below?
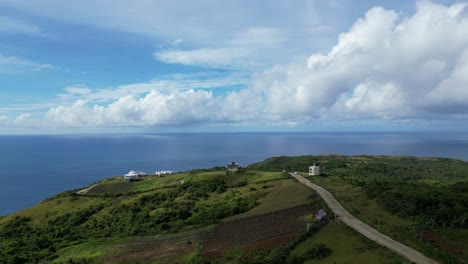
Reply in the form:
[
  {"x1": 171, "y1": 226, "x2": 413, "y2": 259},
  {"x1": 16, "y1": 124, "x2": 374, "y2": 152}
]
[{"x1": 289, "y1": 173, "x2": 439, "y2": 264}]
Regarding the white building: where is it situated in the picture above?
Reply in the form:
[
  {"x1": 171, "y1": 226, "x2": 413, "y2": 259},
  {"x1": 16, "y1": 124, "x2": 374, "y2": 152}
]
[
  {"x1": 309, "y1": 164, "x2": 320, "y2": 176},
  {"x1": 123, "y1": 170, "x2": 146, "y2": 182},
  {"x1": 227, "y1": 161, "x2": 239, "y2": 172},
  {"x1": 155, "y1": 170, "x2": 173, "y2": 176}
]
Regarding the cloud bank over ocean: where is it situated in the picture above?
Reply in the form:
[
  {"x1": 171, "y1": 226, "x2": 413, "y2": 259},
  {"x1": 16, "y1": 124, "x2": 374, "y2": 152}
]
[{"x1": 0, "y1": 1, "x2": 467, "y2": 131}]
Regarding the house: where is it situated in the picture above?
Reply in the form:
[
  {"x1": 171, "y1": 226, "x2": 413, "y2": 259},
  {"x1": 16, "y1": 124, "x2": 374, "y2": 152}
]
[
  {"x1": 155, "y1": 170, "x2": 173, "y2": 176},
  {"x1": 227, "y1": 161, "x2": 239, "y2": 172},
  {"x1": 123, "y1": 170, "x2": 146, "y2": 182},
  {"x1": 309, "y1": 164, "x2": 320, "y2": 176}
]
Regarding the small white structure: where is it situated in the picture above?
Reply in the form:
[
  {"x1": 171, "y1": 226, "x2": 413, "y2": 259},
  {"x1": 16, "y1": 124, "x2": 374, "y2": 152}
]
[
  {"x1": 155, "y1": 170, "x2": 173, "y2": 176},
  {"x1": 123, "y1": 170, "x2": 146, "y2": 182},
  {"x1": 309, "y1": 164, "x2": 320, "y2": 176},
  {"x1": 227, "y1": 161, "x2": 239, "y2": 172}
]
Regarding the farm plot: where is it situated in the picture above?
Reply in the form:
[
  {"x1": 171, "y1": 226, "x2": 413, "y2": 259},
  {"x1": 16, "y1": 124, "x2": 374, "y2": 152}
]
[
  {"x1": 202, "y1": 203, "x2": 316, "y2": 258},
  {"x1": 101, "y1": 232, "x2": 210, "y2": 264}
]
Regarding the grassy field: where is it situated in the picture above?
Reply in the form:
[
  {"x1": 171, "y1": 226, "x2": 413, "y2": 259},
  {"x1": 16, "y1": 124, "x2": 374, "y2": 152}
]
[
  {"x1": 84, "y1": 170, "x2": 287, "y2": 196},
  {"x1": 292, "y1": 224, "x2": 407, "y2": 264},
  {"x1": 52, "y1": 225, "x2": 216, "y2": 263},
  {"x1": 223, "y1": 180, "x2": 315, "y2": 222},
  {"x1": 304, "y1": 174, "x2": 467, "y2": 263},
  {"x1": 0, "y1": 195, "x2": 108, "y2": 226}
]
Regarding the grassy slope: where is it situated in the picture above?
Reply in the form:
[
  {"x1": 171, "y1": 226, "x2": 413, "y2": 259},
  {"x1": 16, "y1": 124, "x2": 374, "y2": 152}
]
[
  {"x1": 222, "y1": 180, "x2": 313, "y2": 221},
  {"x1": 5, "y1": 156, "x2": 463, "y2": 263},
  {"x1": 1, "y1": 170, "x2": 304, "y2": 262},
  {"x1": 0, "y1": 195, "x2": 109, "y2": 226},
  {"x1": 248, "y1": 155, "x2": 468, "y2": 263},
  {"x1": 52, "y1": 225, "x2": 217, "y2": 264},
  {"x1": 305, "y1": 174, "x2": 468, "y2": 262},
  {"x1": 293, "y1": 224, "x2": 406, "y2": 264}
]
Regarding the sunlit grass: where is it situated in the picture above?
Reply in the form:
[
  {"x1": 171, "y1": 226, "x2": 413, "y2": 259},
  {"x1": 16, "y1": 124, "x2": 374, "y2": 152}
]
[{"x1": 293, "y1": 224, "x2": 406, "y2": 264}]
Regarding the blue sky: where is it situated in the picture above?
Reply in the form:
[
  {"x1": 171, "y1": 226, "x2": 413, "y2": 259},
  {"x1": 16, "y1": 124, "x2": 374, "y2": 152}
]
[{"x1": 0, "y1": 0, "x2": 467, "y2": 133}]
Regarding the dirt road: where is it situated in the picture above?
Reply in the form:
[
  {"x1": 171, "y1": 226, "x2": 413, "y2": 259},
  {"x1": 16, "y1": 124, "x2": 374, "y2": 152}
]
[{"x1": 289, "y1": 173, "x2": 439, "y2": 264}]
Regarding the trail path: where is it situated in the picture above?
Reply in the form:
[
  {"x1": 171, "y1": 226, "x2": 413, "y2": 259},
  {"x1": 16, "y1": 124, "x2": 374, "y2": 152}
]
[
  {"x1": 289, "y1": 173, "x2": 439, "y2": 264},
  {"x1": 76, "y1": 184, "x2": 97, "y2": 195}
]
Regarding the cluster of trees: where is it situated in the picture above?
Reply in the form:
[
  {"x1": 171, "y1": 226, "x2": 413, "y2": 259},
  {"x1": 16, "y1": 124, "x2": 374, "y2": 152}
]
[
  {"x1": 0, "y1": 177, "x2": 260, "y2": 263},
  {"x1": 364, "y1": 181, "x2": 468, "y2": 228}
]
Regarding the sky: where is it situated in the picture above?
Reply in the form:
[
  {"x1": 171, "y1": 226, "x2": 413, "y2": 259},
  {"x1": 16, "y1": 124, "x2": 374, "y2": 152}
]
[{"x1": 0, "y1": 0, "x2": 467, "y2": 134}]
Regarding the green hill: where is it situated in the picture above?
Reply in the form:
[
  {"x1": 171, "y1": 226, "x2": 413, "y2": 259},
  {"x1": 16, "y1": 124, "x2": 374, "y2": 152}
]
[{"x1": 1, "y1": 155, "x2": 467, "y2": 263}]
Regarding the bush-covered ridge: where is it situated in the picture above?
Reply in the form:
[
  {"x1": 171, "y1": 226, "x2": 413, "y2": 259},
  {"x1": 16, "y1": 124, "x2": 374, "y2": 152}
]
[
  {"x1": 364, "y1": 181, "x2": 468, "y2": 228},
  {"x1": 249, "y1": 155, "x2": 468, "y2": 184}
]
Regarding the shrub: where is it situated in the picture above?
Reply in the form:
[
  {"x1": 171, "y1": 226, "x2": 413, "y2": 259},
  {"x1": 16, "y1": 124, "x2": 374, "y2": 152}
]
[{"x1": 302, "y1": 243, "x2": 331, "y2": 260}]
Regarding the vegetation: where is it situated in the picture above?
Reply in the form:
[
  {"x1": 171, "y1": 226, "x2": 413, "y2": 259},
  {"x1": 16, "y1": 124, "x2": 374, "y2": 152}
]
[
  {"x1": 2, "y1": 155, "x2": 467, "y2": 263},
  {"x1": 292, "y1": 224, "x2": 404, "y2": 264},
  {"x1": 365, "y1": 181, "x2": 467, "y2": 228},
  {"x1": 248, "y1": 155, "x2": 468, "y2": 184},
  {"x1": 249, "y1": 155, "x2": 468, "y2": 263},
  {"x1": 0, "y1": 170, "x2": 283, "y2": 263}
]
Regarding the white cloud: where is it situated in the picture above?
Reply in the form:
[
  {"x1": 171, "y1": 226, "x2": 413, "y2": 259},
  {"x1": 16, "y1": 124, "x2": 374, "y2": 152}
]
[
  {"x1": 0, "y1": 53, "x2": 53, "y2": 73},
  {"x1": 0, "y1": 0, "x2": 324, "y2": 42},
  {"x1": 78, "y1": 72, "x2": 249, "y2": 102},
  {"x1": 0, "y1": 16, "x2": 45, "y2": 36},
  {"x1": 0, "y1": 113, "x2": 41, "y2": 128},
  {"x1": 64, "y1": 86, "x2": 91, "y2": 95},
  {"x1": 227, "y1": 27, "x2": 285, "y2": 47},
  {"x1": 15, "y1": 113, "x2": 31, "y2": 121},
  {"x1": 251, "y1": 2, "x2": 468, "y2": 121},
  {"x1": 0, "y1": 1, "x2": 330, "y2": 69},
  {"x1": 41, "y1": 71, "x2": 256, "y2": 127},
  {"x1": 46, "y1": 90, "x2": 216, "y2": 127},
  {"x1": 1, "y1": 71, "x2": 250, "y2": 127},
  {"x1": 155, "y1": 48, "x2": 252, "y2": 68},
  {"x1": 155, "y1": 27, "x2": 289, "y2": 68},
  {"x1": 44, "y1": 88, "x2": 264, "y2": 128},
  {"x1": 171, "y1": 38, "x2": 183, "y2": 45},
  {"x1": 5, "y1": 1, "x2": 468, "y2": 130}
]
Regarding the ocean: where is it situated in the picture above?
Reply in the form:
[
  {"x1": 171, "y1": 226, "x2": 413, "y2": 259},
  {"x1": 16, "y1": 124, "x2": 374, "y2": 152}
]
[{"x1": 1, "y1": 132, "x2": 468, "y2": 216}]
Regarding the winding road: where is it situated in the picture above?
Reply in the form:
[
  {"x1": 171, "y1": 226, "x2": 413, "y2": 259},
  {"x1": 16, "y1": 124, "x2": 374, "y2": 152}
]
[{"x1": 289, "y1": 173, "x2": 439, "y2": 264}]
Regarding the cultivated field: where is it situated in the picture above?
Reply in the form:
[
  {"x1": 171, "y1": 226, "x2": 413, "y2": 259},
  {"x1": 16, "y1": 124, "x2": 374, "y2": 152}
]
[{"x1": 202, "y1": 203, "x2": 316, "y2": 258}]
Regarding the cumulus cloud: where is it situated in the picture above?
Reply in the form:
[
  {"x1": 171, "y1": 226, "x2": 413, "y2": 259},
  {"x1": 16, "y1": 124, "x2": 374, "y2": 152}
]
[
  {"x1": 11, "y1": 1, "x2": 468, "y2": 129},
  {"x1": 252, "y1": 1, "x2": 468, "y2": 120},
  {"x1": 0, "y1": 113, "x2": 41, "y2": 128},
  {"x1": 45, "y1": 89, "x2": 256, "y2": 127}
]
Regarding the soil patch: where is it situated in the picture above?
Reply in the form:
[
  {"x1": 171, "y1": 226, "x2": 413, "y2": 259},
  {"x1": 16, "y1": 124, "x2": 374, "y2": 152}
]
[
  {"x1": 202, "y1": 203, "x2": 316, "y2": 258},
  {"x1": 422, "y1": 230, "x2": 466, "y2": 261},
  {"x1": 102, "y1": 232, "x2": 209, "y2": 263}
]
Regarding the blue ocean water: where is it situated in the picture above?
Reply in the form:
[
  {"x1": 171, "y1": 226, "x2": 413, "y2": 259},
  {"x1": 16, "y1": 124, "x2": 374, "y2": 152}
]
[{"x1": 1, "y1": 132, "x2": 467, "y2": 216}]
